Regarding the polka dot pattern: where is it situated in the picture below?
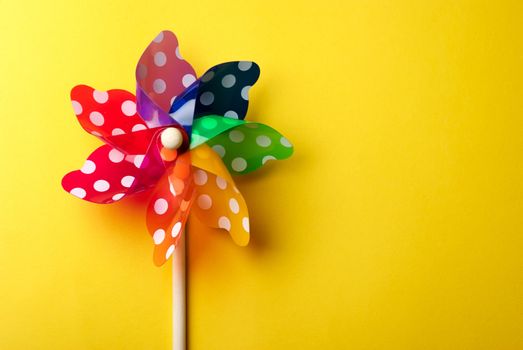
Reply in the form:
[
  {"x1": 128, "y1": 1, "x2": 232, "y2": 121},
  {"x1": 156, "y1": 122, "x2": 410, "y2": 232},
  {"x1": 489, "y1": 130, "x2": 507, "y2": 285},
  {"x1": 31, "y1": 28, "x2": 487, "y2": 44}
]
[
  {"x1": 81, "y1": 160, "x2": 96, "y2": 174},
  {"x1": 61, "y1": 145, "x2": 146, "y2": 204},
  {"x1": 193, "y1": 169, "x2": 208, "y2": 185},
  {"x1": 202, "y1": 121, "x2": 294, "y2": 175},
  {"x1": 93, "y1": 179, "x2": 110, "y2": 192},
  {"x1": 231, "y1": 157, "x2": 247, "y2": 172},
  {"x1": 70, "y1": 85, "x2": 147, "y2": 144},
  {"x1": 93, "y1": 90, "x2": 109, "y2": 103},
  {"x1": 229, "y1": 130, "x2": 245, "y2": 143},
  {"x1": 154, "y1": 198, "x2": 169, "y2": 214},
  {"x1": 70, "y1": 187, "x2": 86, "y2": 199},
  {"x1": 89, "y1": 111, "x2": 104, "y2": 126},
  {"x1": 136, "y1": 30, "x2": 196, "y2": 113},
  {"x1": 64, "y1": 34, "x2": 294, "y2": 269},
  {"x1": 146, "y1": 152, "x2": 194, "y2": 266},
  {"x1": 192, "y1": 167, "x2": 250, "y2": 246},
  {"x1": 193, "y1": 61, "x2": 260, "y2": 120},
  {"x1": 197, "y1": 194, "x2": 212, "y2": 209},
  {"x1": 153, "y1": 229, "x2": 166, "y2": 245}
]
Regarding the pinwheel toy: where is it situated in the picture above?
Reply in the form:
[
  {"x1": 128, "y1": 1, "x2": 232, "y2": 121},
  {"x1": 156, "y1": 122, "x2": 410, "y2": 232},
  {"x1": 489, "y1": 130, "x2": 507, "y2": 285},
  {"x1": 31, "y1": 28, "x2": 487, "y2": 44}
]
[{"x1": 61, "y1": 30, "x2": 293, "y2": 349}]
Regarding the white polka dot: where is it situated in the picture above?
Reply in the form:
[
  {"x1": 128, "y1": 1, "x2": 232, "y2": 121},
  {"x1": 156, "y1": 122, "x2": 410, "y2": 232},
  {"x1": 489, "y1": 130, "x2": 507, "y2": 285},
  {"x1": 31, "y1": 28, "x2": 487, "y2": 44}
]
[
  {"x1": 153, "y1": 31, "x2": 164, "y2": 43},
  {"x1": 134, "y1": 155, "x2": 145, "y2": 168},
  {"x1": 231, "y1": 157, "x2": 247, "y2": 172},
  {"x1": 121, "y1": 176, "x2": 135, "y2": 188},
  {"x1": 229, "y1": 198, "x2": 240, "y2": 214},
  {"x1": 132, "y1": 124, "x2": 147, "y2": 132},
  {"x1": 280, "y1": 137, "x2": 292, "y2": 148},
  {"x1": 216, "y1": 176, "x2": 227, "y2": 190},
  {"x1": 154, "y1": 198, "x2": 168, "y2": 215},
  {"x1": 238, "y1": 61, "x2": 253, "y2": 71},
  {"x1": 71, "y1": 100, "x2": 82, "y2": 115},
  {"x1": 154, "y1": 51, "x2": 167, "y2": 66},
  {"x1": 212, "y1": 145, "x2": 226, "y2": 158},
  {"x1": 256, "y1": 135, "x2": 272, "y2": 147},
  {"x1": 221, "y1": 74, "x2": 236, "y2": 88},
  {"x1": 112, "y1": 193, "x2": 125, "y2": 201},
  {"x1": 121, "y1": 100, "x2": 136, "y2": 116},
  {"x1": 153, "y1": 79, "x2": 166, "y2": 94},
  {"x1": 224, "y1": 110, "x2": 238, "y2": 119},
  {"x1": 153, "y1": 229, "x2": 165, "y2": 245},
  {"x1": 81, "y1": 160, "x2": 96, "y2": 174},
  {"x1": 197, "y1": 194, "x2": 212, "y2": 210},
  {"x1": 241, "y1": 86, "x2": 251, "y2": 100},
  {"x1": 170, "y1": 96, "x2": 177, "y2": 105},
  {"x1": 201, "y1": 71, "x2": 214, "y2": 82},
  {"x1": 262, "y1": 155, "x2": 276, "y2": 164},
  {"x1": 199, "y1": 91, "x2": 214, "y2": 106},
  {"x1": 93, "y1": 180, "x2": 110, "y2": 192},
  {"x1": 218, "y1": 216, "x2": 231, "y2": 231},
  {"x1": 175, "y1": 46, "x2": 183, "y2": 59},
  {"x1": 70, "y1": 187, "x2": 86, "y2": 198},
  {"x1": 169, "y1": 182, "x2": 176, "y2": 196},
  {"x1": 108, "y1": 149, "x2": 125, "y2": 163},
  {"x1": 112, "y1": 128, "x2": 125, "y2": 136},
  {"x1": 182, "y1": 74, "x2": 196, "y2": 87},
  {"x1": 229, "y1": 130, "x2": 245, "y2": 143},
  {"x1": 242, "y1": 217, "x2": 250, "y2": 233},
  {"x1": 171, "y1": 222, "x2": 182, "y2": 237},
  {"x1": 93, "y1": 90, "x2": 108, "y2": 103},
  {"x1": 165, "y1": 244, "x2": 175, "y2": 259},
  {"x1": 89, "y1": 111, "x2": 104, "y2": 126},
  {"x1": 193, "y1": 169, "x2": 208, "y2": 185}
]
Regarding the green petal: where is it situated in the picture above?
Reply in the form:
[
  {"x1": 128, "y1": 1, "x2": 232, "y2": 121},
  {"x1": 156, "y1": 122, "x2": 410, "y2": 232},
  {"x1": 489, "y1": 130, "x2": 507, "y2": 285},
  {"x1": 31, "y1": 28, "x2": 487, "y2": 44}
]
[
  {"x1": 204, "y1": 122, "x2": 294, "y2": 175},
  {"x1": 191, "y1": 115, "x2": 245, "y2": 149}
]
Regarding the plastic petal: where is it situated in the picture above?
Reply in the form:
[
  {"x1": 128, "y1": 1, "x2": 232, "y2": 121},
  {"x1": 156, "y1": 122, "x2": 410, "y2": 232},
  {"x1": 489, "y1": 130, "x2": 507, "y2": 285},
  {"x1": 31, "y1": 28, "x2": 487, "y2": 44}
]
[
  {"x1": 146, "y1": 152, "x2": 194, "y2": 266},
  {"x1": 190, "y1": 115, "x2": 245, "y2": 149},
  {"x1": 190, "y1": 144, "x2": 250, "y2": 245},
  {"x1": 136, "y1": 30, "x2": 197, "y2": 127},
  {"x1": 70, "y1": 85, "x2": 148, "y2": 143},
  {"x1": 204, "y1": 123, "x2": 294, "y2": 175},
  {"x1": 61, "y1": 145, "x2": 146, "y2": 204},
  {"x1": 168, "y1": 82, "x2": 198, "y2": 135},
  {"x1": 194, "y1": 61, "x2": 260, "y2": 120}
]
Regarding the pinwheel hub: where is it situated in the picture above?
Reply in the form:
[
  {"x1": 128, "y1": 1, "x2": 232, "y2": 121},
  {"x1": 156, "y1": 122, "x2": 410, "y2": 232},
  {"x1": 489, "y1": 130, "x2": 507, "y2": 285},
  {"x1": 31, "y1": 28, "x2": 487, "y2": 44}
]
[{"x1": 160, "y1": 127, "x2": 183, "y2": 150}]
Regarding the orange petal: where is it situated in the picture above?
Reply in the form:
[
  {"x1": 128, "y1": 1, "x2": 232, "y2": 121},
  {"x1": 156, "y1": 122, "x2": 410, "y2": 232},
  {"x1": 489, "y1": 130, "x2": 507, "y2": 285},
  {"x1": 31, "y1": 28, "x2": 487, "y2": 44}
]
[
  {"x1": 190, "y1": 145, "x2": 249, "y2": 246},
  {"x1": 146, "y1": 152, "x2": 194, "y2": 266}
]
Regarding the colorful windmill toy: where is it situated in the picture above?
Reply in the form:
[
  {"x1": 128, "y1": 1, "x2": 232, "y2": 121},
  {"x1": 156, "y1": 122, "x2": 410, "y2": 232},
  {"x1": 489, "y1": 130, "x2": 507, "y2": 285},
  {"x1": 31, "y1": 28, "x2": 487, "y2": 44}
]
[{"x1": 61, "y1": 30, "x2": 293, "y2": 348}]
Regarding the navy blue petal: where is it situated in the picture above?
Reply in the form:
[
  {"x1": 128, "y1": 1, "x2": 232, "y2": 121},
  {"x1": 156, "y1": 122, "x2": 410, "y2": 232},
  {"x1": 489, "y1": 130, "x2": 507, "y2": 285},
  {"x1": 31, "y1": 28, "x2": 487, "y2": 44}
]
[{"x1": 193, "y1": 61, "x2": 260, "y2": 120}]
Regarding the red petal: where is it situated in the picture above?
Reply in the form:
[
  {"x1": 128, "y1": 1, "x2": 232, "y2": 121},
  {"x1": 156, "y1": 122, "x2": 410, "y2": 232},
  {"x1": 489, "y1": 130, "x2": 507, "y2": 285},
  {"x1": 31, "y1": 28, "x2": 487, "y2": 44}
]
[
  {"x1": 70, "y1": 85, "x2": 148, "y2": 144},
  {"x1": 61, "y1": 145, "x2": 148, "y2": 204}
]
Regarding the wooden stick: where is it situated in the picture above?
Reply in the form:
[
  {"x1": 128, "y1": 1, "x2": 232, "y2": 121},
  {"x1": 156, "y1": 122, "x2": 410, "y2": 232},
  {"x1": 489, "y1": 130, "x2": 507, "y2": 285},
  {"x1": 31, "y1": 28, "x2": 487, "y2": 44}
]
[{"x1": 172, "y1": 230, "x2": 186, "y2": 350}]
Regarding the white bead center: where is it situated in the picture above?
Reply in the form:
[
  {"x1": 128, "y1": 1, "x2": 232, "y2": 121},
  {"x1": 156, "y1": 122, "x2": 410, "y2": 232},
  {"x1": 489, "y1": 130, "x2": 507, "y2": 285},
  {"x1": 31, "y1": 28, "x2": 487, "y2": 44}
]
[{"x1": 160, "y1": 127, "x2": 183, "y2": 150}]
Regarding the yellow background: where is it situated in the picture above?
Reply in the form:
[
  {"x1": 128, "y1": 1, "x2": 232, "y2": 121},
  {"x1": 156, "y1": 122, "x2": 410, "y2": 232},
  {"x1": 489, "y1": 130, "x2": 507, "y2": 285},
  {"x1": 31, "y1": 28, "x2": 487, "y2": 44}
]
[{"x1": 1, "y1": 0, "x2": 522, "y2": 349}]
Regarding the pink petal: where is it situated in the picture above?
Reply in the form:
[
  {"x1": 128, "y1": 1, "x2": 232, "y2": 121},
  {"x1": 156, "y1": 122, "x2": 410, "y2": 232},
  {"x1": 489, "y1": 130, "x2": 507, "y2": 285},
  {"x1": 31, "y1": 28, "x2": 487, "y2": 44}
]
[{"x1": 136, "y1": 31, "x2": 196, "y2": 114}]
